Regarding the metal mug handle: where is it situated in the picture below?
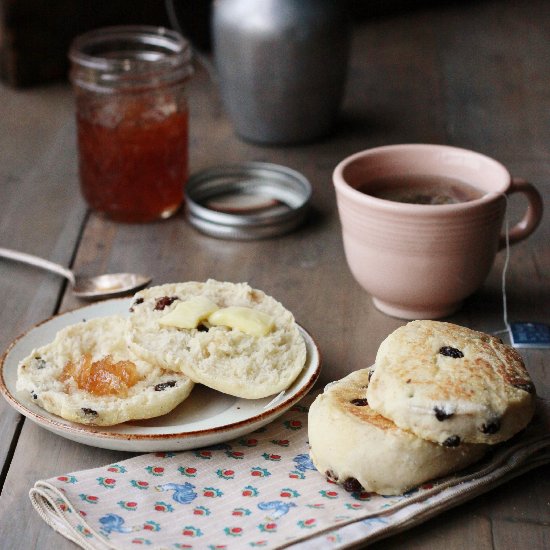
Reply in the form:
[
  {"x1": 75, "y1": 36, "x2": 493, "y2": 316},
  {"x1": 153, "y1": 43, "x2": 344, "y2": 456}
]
[{"x1": 498, "y1": 177, "x2": 544, "y2": 250}]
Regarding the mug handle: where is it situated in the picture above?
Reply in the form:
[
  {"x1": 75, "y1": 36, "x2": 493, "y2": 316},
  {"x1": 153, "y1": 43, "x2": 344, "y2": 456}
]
[{"x1": 498, "y1": 177, "x2": 544, "y2": 250}]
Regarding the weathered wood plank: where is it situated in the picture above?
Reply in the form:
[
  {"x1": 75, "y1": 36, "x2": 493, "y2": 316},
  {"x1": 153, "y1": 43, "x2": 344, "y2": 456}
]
[
  {"x1": 370, "y1": 510, "x2": 495, "y2": 550},
  {"x1": 492, "y1": 517, "x2": 550, "y2": 549},
  {"x1": 0, "y1": 84, "x2": 87, "y2": 475}
]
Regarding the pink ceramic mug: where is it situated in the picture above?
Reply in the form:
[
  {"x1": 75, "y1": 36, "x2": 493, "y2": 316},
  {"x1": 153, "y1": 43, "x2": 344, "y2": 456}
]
[{"x1": 333, "y1": 144, "x2": 543, "y2": 319}]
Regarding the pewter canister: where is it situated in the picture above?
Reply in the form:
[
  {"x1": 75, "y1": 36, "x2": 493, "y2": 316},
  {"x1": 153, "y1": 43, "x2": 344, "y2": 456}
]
[{"x1": 212, "y1": 0, "x2": 350, "y2": 145}]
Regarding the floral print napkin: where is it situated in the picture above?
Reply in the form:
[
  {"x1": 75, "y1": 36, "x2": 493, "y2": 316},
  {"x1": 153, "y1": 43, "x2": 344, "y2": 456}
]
[{"x1": 30, "y1": 396, "x2": 550, "y2": 550}]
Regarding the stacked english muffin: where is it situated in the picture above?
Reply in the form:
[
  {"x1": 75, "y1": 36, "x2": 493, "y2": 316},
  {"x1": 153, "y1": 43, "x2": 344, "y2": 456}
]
[
  {"x1": 17, "y1": 280, "x2": 306, "y2": 426},
  {"x1": 308, "y1": 320, "x2": 536, "y2": 495}
]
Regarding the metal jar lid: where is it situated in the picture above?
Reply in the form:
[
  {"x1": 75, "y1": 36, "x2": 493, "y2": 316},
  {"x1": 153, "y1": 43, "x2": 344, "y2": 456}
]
[{"x1": 185, "y1": 162, "x2": 312, "y2": 240}]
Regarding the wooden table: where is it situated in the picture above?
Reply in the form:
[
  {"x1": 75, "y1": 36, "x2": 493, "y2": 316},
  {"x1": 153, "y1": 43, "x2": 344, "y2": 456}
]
[{"x1": 1, "y1": 1, "x2": 549, "y2": 547}]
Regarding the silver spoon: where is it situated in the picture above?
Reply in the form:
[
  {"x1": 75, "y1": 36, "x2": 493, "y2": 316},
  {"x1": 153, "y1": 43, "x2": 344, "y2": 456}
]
[{"x1": 0, "y1": 247, "x2": 151, "y2": 300}]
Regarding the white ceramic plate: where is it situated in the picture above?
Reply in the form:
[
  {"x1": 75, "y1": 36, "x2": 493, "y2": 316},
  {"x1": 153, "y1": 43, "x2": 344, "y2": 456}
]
[{"x1": 0, "y1": 298, "x2": 321, "y2": 452}]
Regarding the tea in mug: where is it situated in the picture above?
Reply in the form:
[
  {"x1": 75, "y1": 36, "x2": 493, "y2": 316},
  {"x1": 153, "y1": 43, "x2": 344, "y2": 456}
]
[{"x1": 361, "y1": 174, "x2": 484, "y2": 205}]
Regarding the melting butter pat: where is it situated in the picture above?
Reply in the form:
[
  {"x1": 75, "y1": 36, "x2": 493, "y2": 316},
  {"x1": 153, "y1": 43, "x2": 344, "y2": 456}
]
[
  {"x1": 159, "y1": 297, "x2": 219, "y2": 329},
  {"x1": 208, "y1": 306, "x2": 274, "y2": 337}
]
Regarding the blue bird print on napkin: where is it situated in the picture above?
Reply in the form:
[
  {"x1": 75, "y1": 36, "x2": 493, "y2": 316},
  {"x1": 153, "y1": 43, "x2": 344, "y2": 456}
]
[
  {"x1": 155, "y1": 482, "x2": 197, "y2": 504},
  {"x1": 99, "y1": 513, "x2": 134, "y2": 535},
  {"x1": 293, "y1": 453, "x2": 316, "y2": 472},
  {"x1": 258, "y1": 500, "x2": 297, "y2": 520}
]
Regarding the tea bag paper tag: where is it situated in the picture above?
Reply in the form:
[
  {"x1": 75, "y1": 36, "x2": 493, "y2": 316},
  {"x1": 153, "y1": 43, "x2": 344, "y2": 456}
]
[
  {"x1": 510, "y1": 322, "x2": 550, "y2": 349},
  {"x1": 497, "y1": 198, "x2": 550, "y2": 349}
]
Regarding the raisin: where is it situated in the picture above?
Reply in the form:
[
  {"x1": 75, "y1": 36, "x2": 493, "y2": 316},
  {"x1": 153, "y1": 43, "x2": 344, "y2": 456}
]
[
  {"x1": 81, "y1": 407, "x2": 98, "y2": 417},
  {"x1": 154, "y1": 296, "x2": 178, "y2": 311},
  {"x1": 130, "y1": 297, "x2": 144, "y2": 312},
  {"x1": 33, "y1": 357, "x2": 47, "y2": 370},
  {"x1": 154, "y1": 380, "x2": 177, "y2": 392},
  {"x1": 434, "y1": 406, "x2": 454, "y2": 421},
  {"x1": 350, "y1": 398, "x2": 369, "y2": 406},
  {"x1": 439, "y1": 346, "x2": 464, "y2": 358},
  {"x1": 480, "y1": 419, "x2": 501, "y2": 434},
  {"x1": 513, "y1": 382, "x2": 535, "y2": 394},
  {"x1": 442, "y1": 435, "x2": 461, "y2": 447},
  {"x1": 343, "y1": 477, "x2": 363, "y2": 493},
  {"x1": 325, "y1": 470, "x2": 338, "y2": 482}
]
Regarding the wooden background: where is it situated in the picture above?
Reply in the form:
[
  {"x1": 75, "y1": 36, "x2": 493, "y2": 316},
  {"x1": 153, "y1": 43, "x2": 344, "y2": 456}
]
[{"x1": 0, "y1": 0, "x2": 549, "y2": 548}]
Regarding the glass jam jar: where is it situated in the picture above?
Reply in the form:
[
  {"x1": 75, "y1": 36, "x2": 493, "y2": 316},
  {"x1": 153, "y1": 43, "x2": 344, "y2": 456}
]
[{"x1": 69, "y1": 26, "x2": 193, "y2": 223}]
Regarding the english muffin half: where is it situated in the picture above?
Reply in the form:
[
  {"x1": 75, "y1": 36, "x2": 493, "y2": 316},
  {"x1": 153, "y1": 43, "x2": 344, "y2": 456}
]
[
  {"x1": 127, "y1": 280, "x2": 306, "y2": 399},
  {"x1": 17, "y1": 315, "x2": 194, "y2": 426}
]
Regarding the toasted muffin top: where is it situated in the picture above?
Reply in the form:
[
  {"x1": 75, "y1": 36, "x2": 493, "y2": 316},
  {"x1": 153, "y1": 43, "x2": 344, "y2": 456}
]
[{"x1": 367, "y1": 320, "x2": 536, "y2": 445}]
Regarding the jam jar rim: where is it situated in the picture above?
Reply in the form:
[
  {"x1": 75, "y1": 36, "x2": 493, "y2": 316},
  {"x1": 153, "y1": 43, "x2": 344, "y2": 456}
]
[{"x1": 69, "y1": 25, "x2": 193, "y2": 91}]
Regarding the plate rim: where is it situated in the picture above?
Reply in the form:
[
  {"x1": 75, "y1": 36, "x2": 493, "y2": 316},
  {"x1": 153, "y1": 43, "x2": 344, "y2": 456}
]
[{"x1": 0, "y1": 298, "x2": 321, "y2": 442}]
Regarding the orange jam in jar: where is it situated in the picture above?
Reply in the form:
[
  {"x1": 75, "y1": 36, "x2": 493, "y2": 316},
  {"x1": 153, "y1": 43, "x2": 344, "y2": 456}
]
[{"x1": 69, "y1": 26, "x2": 193, "y2": 223}]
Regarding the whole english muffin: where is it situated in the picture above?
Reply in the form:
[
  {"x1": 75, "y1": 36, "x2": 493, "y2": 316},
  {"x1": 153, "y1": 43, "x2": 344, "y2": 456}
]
[
  {"x1": 308, "y1": 369, "x2": 487, "y2": 495},
  {"x1": 127, "y1": 280, "x2": 307, "y2": 399},
  {"x1": 16, "y1": 315, "x2": 194, "y2": 426},
  {"x1": 367, "y1": 320, "x2": 536, "y2": 446}
]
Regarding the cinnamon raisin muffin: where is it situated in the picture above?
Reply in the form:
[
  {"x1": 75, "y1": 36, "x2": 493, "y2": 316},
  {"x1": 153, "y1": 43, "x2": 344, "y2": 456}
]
[{"x1": 367, "y1": 321, "x2": 536, "y2": 446}]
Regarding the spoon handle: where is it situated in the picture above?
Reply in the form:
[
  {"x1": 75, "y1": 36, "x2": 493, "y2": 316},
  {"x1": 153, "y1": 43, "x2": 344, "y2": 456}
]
[{"x1": 0, "y1": 247, "x2": 76, "y2": 286}]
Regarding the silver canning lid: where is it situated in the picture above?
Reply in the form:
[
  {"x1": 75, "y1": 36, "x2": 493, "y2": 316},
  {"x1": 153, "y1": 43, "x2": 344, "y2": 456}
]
[{"x1": 185, "y1": 162, "x2": 312, "y2": 240}]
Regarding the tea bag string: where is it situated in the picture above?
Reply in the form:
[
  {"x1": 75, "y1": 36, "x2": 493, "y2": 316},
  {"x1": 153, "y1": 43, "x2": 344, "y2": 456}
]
[{"x1": 494, "y1": 193, "x2": 513, "y2": 341}]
